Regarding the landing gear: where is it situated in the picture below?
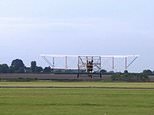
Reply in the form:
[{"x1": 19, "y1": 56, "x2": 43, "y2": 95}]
[
  {"x1": 77, "y1": 73, "x2": 79, "y2": 78},
  {"x1": 88, "y1": 72, "x2": 93, "y2": 78},
  {"x1": 77, "y1": 56, "x2": 102, "y2": 79},
  {"x1": 100, "y1": 72, "x2": 102, "y2": 78}
]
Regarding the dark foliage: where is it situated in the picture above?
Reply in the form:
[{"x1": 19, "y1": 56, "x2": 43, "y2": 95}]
[
  {"x1": 0, "y1": 59, "x2": 153, "y2": 80},
  {"x1": 35, "y1": 66, "x2": 43, "y2": 73},
  {"x1": 0, "y1": 64, "x2": 9, "y2": 73},
  {"x1": 43, "y1": 67, "x2": 52, "y2": 73},
  {"x1": 111, "y1": 73, "x2": 149, "y2": 82},
  {"x1": 10, "y1": 59, "x2": 25, "y2": 73},
  {"x1": 31, "y1": 61, "x2": 37, "y2": 73},
  {"x1": 143, "y1": 69, "x2": 153, "y2": 75}
]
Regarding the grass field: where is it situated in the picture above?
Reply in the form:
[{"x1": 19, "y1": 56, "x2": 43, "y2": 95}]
[{"x1": 0, "y1": 82, "x2": 154, "y2": 115}]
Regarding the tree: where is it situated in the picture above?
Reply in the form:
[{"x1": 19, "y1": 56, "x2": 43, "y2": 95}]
[
  {"x1": 35, "y1": 66, "x2": 43, "y2": 73},
  {"x1": 10, "y1": 59, "x2": 25, "y2": 73},
  {"x1": 31, "y1": 61, "x2": 37, "y2": 73},
  {"x1": 30, "y1": 61, "x2": 43, "y2": 73},
  {"x1": 143, "y1": 69, "x2": 152, "y2": 75},
  {"x1": 124, "y1": 70, "x2": 129, "y2": 74},
  {"x1": 25, "y1": 67, "x2": 31, "y2": 73},
  {"x1": 0, "y1": 64, "x2": 9, "y2": 73},
  {"x1": 43, "y1": 67, "x2": 52, "y2": 73}
]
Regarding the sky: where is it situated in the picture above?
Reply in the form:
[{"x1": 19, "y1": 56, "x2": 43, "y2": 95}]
[{"x1": 0, "y1": 0, "x2": 154, "y2": 72}]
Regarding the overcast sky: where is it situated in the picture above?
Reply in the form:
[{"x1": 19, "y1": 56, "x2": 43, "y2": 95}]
[{"x1": 0, "y1": 0, "x2": 154, "y2": 72}]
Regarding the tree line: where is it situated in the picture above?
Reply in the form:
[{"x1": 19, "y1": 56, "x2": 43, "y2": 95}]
[
  {"x1": 0, "y1": 59, "x2": 154, "y2": 75},
  {"x1": 0, "y1": 59, "x2": 52, "y2": 73}
]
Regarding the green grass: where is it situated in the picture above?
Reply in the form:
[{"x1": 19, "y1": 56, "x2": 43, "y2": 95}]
[
  {"x1": 1, "y1": 81, "x2": 154, "y2": 88},
  {"x1": 0, "y1": 82, "x2": 154, "y2": 115}
]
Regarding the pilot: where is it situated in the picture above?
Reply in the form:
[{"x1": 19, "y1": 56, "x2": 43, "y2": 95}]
[{"x1": 87, "y1": 60, "x2": 93, "y2": 78}]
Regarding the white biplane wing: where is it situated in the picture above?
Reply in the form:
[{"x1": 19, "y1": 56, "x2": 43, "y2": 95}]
[{"x1": 40, "y1": 54, "x2": 139, "y2": 71}]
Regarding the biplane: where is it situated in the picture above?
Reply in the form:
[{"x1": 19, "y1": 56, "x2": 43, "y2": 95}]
[{"x1": 40, "y1": 54, "x2": 139, "y2": 78}]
